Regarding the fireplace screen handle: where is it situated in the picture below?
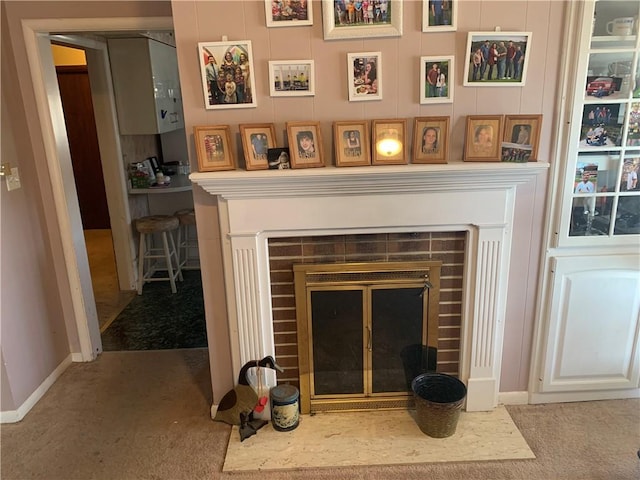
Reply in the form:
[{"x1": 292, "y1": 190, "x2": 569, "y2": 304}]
[
  {"x1": 367, "y1": 326, "x2": 372, "y2": 352},
  {"x1": 420, "y1": 273, "x2": 433, "y2": 297}
]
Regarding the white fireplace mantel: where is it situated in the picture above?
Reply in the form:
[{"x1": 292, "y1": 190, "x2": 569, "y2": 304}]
[{"x1": 191, "y1": 162, "x2": 548, "y2": 412}]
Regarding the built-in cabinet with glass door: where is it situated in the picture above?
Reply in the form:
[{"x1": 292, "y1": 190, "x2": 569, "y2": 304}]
[{"x1": 532, "y1": 0, "x2": 640, "y2": 404}]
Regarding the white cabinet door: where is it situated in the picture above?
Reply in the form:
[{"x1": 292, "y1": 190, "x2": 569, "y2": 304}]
[{"x1": 540, "y1": 254, "x2": 640, "y2": 395}]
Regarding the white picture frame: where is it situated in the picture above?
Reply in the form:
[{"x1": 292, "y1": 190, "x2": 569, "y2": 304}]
[
  {"x1": 422, "y1": 0, "x2": 457, "y2": 32},
  {"x1": 347, "y1": 52, "x2": 382, "y2": 102},
  {"x1": 322, "y1": 0, "x2": 402, "y2": 40},
  {"x1": 268, "y1": 60, "x2": 315, "y2": 97},
  {"x1": 265, "y1": 0, "x2": 313, "y2": 27},
  {"x1": 420, "y1": 56, "x2": 454, "y2": 104}
]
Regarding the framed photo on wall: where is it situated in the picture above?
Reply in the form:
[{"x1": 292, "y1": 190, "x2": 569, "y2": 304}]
[
  {"x1": 348, "y1": 52, "x2": 382, "y2": 102},
  {"x1": 420, "y1": 56, "x2": 454, "y2": 104},
  {"x1": 333, "y1": 120, "x2": 371, "y2": 167},
  {"x1": 464, "y1": 115, "x2": 503, "y2": 162},
  {"x1": 463, "y1": 32, "x2": 532, "y2": 86},
  {"x1": 413, "y1": 117, "x2": 450, "y2": 164},
  {"x1": 502, "y1": 114, "x2": 542, "y2": 161},
  {"x1": 422, "y1": 0, "x2": 457, "y2": 32},
  {"x1": 265, "y1": 0, "x2": 313, "y2": 27},
  {"x1": 286, "y1": 121, "x2": 325, "y2": 168},
  {"x1": 198, "y1": 40, "x2": 257, "y2": 110},
  {"x1": 269, "y1": 60, "x2": 315, "y2": 97},
  {"x1": 371, "y1": 118, "x2": 407, "y2": 165},
  {"x1": 322, "y1": 0, "x2": 403, "y2": 40},
  {"x1": 193, "y1": 125, "x2": 235, "y2": 172},
  {"x1": 239, "y1": 123, "x2": 277, "y2": 170}
]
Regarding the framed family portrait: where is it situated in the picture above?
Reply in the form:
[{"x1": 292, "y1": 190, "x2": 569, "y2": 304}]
[
  {"x1": 420, "y1": 56, "x2": 454, "y2": 104},
  {"x1": 198, "y1": 40, "x2": 257, "y2": 110},
  {"x1": 286, "y1": 121, "x2": 325, "y2": 168},
  {"x1": 239, "y1": 123, "x2": 277, "y2": 170},
  {"x1": 372, "y1": 118, "x2": 407, "y2": 165},
  {"x1": 463, "y1": 32, "x2": 532, "y2": 86},
  {"x1": 348, "y1": 52, "x2": 382, "y2": 102},
  {"x1": 193, "y1": 125, "x2": 235, "y2": 172},
  {"x1": 464, "y1": 115, "x2": 503, "y2": 162},
  {"x1": 422, "y1": 0, "x2": 457, "y2": 32},
  {"x1": 322, "y1": 0, "x2": 403, "y2": 40},
  {"x1": 413, "y1": 117, "x2": 450, "y2": 164},
  {"x1": 333, "y1": 120, "x2": 371, "y2": 167},
  {"x1": 269, "y1": 60, "x2": 315, "y2": 97},
  {"x1": 501, "y1": 114, "x2": 542, "y2": 162},
  {"x1": 265, "y1": 0, "x2": 313, "y2": 27}
]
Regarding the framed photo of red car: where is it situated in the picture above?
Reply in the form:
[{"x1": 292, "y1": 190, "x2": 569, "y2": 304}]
[
  {"x1": 463, "y1": 115, "x2": 503, "y2": 162},
  {"x1": 193, "y1": 125, "x2": 235, "y2": 172},
  {"x1": 239, "y1": 123, "x2": 277, "y2": 170},
  {"x1": 286, "y1": 121, "x2": 325, "y2": 169},
  {"x1": 502, "y1": 114, "x2": 542, "y2": 161},
  {"x1": 333, "y1": 120, "x2": 371, "y2": 167},
  {"x1": 413, "y1": 117, "x2": 449, "y2": 164}
]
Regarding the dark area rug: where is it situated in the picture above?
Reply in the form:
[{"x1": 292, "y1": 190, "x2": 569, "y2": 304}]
[{"x1": 101, "y1": 270, "x2": 207, "y2": 351}]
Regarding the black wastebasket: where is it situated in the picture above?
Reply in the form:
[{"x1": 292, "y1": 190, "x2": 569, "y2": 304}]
[{"x1": 411, "y1": 373, "x2": 467, "y2": 438}]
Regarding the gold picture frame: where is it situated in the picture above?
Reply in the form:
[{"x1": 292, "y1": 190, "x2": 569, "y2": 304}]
[
  {"x1": 413, "y1": 117, "x2": 450, "y2": 164},
  {"x1": 333, "y1": 120, "x2": 371, "y2": 167},
  {"x1": 463, "y1": 115, "x2": 503, "y2": 162},
  {"x1": 502, "y1": 114, "x2": 542, "y2": 161},
  {"x1": 239, "y1": 123, "x2": 277, "y2": 170},
  {"x1": 193, "y1": 125, "x2": 235, "y2": 172},
  {"x1": 371, "y1": 118, "x2": 408, "y2": 165},
  {"x1": 286, "y1": 121, "x2": 325, "y2": 169}
]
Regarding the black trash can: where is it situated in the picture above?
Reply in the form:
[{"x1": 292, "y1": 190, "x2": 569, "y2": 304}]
[{"x1": 411, "y1": 373, "x2": 467, "y2": 438}]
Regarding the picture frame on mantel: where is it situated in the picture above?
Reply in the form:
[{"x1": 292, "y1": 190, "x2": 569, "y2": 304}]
[
  {"x1": 333, "y1": 120, "x2": 371, "y2": 167},
  {"x1": 239, "y1": 123, "x2": 277, "y2": 170},
  {"x1": 413, "y1": 116, "x2": 450, "y2": 164},
  {"x1": 463, "y1": 115, "x2": 503, "y2": 162},
  {"x1": 372, "y1": 118, "x2": 408, "y2": 165},
  {"x1": 193, "y1": 125, "x2": 236, "y2": 172},
  {"x1": 422, "y1": 0, "x2": 457, "y2": 32},
  {"x1": 463, "y1": 32, "x2": 532, "y2": 86},
  {"x1": 286, "y1": 121, "x2": 325, "y2": 169},
  {"x1": 265, "y1": 0, "x2": 313, "y2": 27},
  {"x1": 322, "y1": 0, "x2": 403, "y2": 40},
  {"x1": 502, "y1": 114, "x2": 542, "y2": 161}
]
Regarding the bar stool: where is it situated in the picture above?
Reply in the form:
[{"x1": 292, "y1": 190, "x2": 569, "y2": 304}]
[
  {"x1": 174, "y1": 208, "x2": 200, "y2": 270},
  {"x1": 135, "y1": 215, "x2": 183, "y2": 295}
]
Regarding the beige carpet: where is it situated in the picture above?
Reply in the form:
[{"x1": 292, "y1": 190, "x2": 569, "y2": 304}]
[{"x1": 2, "y1": 349, "x2": 639, "y2": 480}]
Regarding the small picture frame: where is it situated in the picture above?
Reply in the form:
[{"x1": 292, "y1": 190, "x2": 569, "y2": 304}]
[
  {"x1": 420, "y1": 56, "x2": 454, "y2": 104},
  {"x1": 464, "y1": 115, "x2": 503, "y2": 162},
  {"x1": 333, "y1": 120, "x2": 371, "y2": 167},
  {"x1": 463, "y1": 32, "x2": 532, "y2": 86},
  {"x1": 413, "y1": 117, "x2": 450, "y2": 164},
  {"x1": 269, "y1": 60, "x2": 315, "y2": 97},
  {"x1": 286, "y1": 121, "x2": 325, "y2": 169},
  {"x1": 322, "y1": 0, "x2": 403, "y2": 40},
  {"x1": 193, "y1": 125, "x2": 235, "y2": 172},
  {"x1": 198, "y1": 40, "x2": 257, "y2": 110},
  {"x1": 239, "y1": 123, "x2": 277, "y2": 170},
  {"x1": 348, "y1": 52, "x2": 382, "y2": 102},
  {"x1": 422, "y1": 0, "x2": 457, "y2": 32},
  {"x1": 265, "y1": 0, "x2": 313, "y2": 27},
  {"x1": 502, "y1": 114, "x2": 542, "y2": 161},
  {"x1": 371, "y1": 118, "x2": 407, "y2": 165},
  {"x1": 267, "y1": 148, "x2": 291, "y2": 170}
]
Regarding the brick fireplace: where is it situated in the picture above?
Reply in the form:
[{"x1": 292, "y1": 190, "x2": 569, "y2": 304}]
[{"x1": 191, "y1": 162, "x2": 546, "y2": 412}]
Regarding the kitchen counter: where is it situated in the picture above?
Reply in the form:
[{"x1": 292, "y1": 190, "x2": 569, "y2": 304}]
[{"x1": 129, "y1": 174, "x2": 192, "y2": 194}]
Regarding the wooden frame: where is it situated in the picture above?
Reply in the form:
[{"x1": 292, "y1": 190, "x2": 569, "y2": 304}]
[
  {"x1": 265, "y1": 0, "x2": 313, "y2": 27},
  {"x1": 413, "y1": 117, "x2": 450, "y2": 164},
  {"x1": 371, "y1": 118, "x2": 407, "y2": 165},
  {"x1": 193, "y1": 125, "x2": 235, "y2": 172},
  {"x1": 239, "y1": 123, "x2": 277, "y2": 170},
  {"x1": 348, "y1": 52, "x2": 382, "y2": 102},
  {"x1": 464, "y1": 115, "x2": 503, "y2": 162},
  {"x1": 463, "y1": 32, "x2": 532, "y2": 86},
  {"x1": 422, "y1": 0, "x2": 457, "y2": 32},
  {"x1": 333, "y1": 120, "x2": 371, "y2": 167},
  {"x1": 420, "y1": 56, "x2": 454, "y2": 104},
  {"x1": 198, "y1": 40, "x2": 257, "y2": 110},
  {"x1": 502, "y1": 114, "x2": 542, "y2": 161},
  {"x1": 269, "y1": 60, "x2": 315, "y2": 97},
  {"x1": 286, "y1": 121, "x2": 325, "y2": 168},
  {"x1": 322, "y1": 0, "x2": 402, "y2": 40}
]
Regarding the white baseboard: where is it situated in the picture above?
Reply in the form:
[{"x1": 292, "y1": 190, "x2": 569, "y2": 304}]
[
  {"x1": 498, "y1": 391, "x2": 529, "y2": 405},
  {"x1": 210, "y1": 403, "x2": 218, "y2": 420},
  {"x1": 529, "y1": 388, "x2": 640, "y2": 405},
  {"x1": 0, "y1": 354, "x2": 73, "y2": 424}
]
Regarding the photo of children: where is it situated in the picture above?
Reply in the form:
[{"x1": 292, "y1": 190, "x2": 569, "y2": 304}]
[{"x1": 580, "y1": 103, "x2": 624, "y2": 147}]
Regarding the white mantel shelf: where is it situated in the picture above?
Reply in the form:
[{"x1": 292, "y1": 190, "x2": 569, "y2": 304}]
[{"x1": 190, "y1": 162, "x2": 549, "y2": 198}]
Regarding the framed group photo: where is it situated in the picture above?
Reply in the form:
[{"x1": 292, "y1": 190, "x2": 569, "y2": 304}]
[
  {"x1": 413, "y1": 117, "x2": 450, "y2": 164},
  {"x1": 333, "y1": 120, "x2": 371, "y2": 167},
  {"x1": 464, "y1": 115, "x2": 503, "y2": 162},
  {"x1": 322, "y1": 0, "x2": 403, "y2": 40},
  {"x1": 463, "y1": 32, "x2": 532, "y2": 86},
  {"x1": 501, "y1": 114, "x2": 542, "y2": 162},
  {"x1": 198, "y1": 40, "x2": 257, "y2": 110},
  {"x1": 239, "y1": 123, "x2": 277, "y2": 170},
  {"x1": 265, "y1": 0, "x2": 313, "y2": 27},
  {"x1": 286, "y1": 121, "x2": 325, "y2": 168},
  {"x1": 372, "y1": 118, "x2": 407, "y2": 165},
  {"x1": 193, "y1": 125, "x2": 235, "y2": 172},
  {"x1": 269, "y1": 60, "x2": 315, "y2": 97},
  {"x1": 348, "y1": 52, "x2": 382, "y2": 101},
  {"x1": 420, "y1": 56, "x2": 454, "y2": 104},
  {"x1": 422, "y1": 0, "x2": 457, "y2": 32}
]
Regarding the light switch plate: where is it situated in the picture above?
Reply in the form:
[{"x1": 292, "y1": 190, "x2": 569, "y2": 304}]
[{"x1": 7, "y1": 167, "x2": 21, "y2": 191}]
